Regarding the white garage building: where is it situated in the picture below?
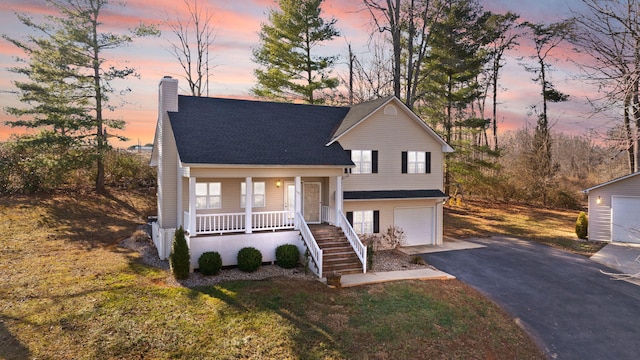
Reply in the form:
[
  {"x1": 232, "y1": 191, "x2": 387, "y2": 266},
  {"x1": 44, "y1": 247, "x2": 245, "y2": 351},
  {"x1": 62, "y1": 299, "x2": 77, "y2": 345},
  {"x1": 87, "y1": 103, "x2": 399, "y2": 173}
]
[{"x1": 583, "y1": 172, "x2": 640, "y2": 243}]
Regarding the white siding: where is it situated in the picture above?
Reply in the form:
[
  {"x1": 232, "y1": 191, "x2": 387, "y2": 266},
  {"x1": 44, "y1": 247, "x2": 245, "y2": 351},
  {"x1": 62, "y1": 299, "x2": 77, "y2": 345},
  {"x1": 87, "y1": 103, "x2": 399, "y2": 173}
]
[
  {"x1": 344, "y1": 199, "x2": 443, "y2": 246},
  {"x1": 157, "y1": 78, "x2": 179, "y2": 229},
  {"x1": 339, "y1": 106, "x2": 444, "y2": 192},
  {"x1": 588, "y1": 175, "x2": 640, "y2": 242}
]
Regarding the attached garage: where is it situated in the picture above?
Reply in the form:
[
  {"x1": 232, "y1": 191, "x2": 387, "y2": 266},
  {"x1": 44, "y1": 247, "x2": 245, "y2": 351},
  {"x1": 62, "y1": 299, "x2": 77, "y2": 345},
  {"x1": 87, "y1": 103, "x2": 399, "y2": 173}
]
[
  {"x1": 611, "y1": 196, "x2": 640, "y2": 243},
  {"x1": 583, "y1": 172, "x2": 640, "y2": 243},
  {"x1": 343, "y1": 190, "x2": 447, "y2": 247},
  {"x1": 394, "y1": 207, "x2": 435, "y2": 246}
]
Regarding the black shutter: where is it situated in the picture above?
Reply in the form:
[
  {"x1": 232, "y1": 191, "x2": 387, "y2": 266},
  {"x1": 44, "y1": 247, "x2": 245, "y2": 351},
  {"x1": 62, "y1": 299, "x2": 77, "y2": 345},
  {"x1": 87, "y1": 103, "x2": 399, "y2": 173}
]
[
  {"x1": 425, "y1": 152, "x2": 431, "y2": 174},
  {"x1": 346, "y1": 211, "x2": 353, "y2": 225},
  {"x1": 345, "y1": 150, "x2": 352, "y2": 174},
  {"x1": 401, "y1": 151, "x2": 408, "y2": 173},
  {"x1": 373, "y1": 210, "x2": 380, "y2": 233},
  {"x1": 372, "y1": 150, "x2": 378, "y2": 173}
]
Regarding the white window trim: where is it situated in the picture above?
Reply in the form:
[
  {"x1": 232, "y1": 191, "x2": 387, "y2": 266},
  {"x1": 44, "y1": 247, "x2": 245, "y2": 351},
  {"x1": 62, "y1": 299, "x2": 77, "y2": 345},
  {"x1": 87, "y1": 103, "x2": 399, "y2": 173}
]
[
  {"x1": 241, "y1": 181, "x2": 266, "y2": 208},
  {"x1": 353, "y1": 210, "x2": 374, "y2": 234},
  {"x1": 407, "y1": 151, "x2": 426, "y2": 174},
  {"x1": 351, "y1": 150, "x2": 372, "y2": 174},
  {"x1": 195, "y1": 182, "x2": 222, "y2": 209}
]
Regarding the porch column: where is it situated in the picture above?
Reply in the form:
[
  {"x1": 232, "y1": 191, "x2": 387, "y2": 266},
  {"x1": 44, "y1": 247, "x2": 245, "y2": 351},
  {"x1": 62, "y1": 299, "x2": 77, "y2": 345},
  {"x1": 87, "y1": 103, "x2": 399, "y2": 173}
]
[
  {"x1": 294, "y1": 176, "x2": 302, "y2": 229},
  {"x1": 188, "y1": 177, "x2": 196, "y2": 235},
  {"x1": 245, "y1": 177, "x2": 253, "y2": 234},
  {"x1": 335, "y1": 175, "x2": 343, "y2": 227}
]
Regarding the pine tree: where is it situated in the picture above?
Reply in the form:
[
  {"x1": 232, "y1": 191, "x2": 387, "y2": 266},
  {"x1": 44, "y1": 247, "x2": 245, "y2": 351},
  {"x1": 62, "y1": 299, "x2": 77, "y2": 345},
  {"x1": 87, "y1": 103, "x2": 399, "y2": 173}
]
[
  {"x1": 252, "y1": 0, "x2": 340, "y2": 104},
  {"x1": 3, "y1": 0, "x2": 158, "y2": 192}
]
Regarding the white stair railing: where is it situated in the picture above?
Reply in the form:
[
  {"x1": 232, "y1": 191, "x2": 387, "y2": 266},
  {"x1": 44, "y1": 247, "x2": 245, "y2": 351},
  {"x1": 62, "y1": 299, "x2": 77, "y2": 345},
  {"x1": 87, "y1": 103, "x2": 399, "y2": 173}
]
[
  {"x1": 338, "y1": 211, "x2": 367, "y2": 273},
  {"x1": 296, "y1": 212, "x2": 322, "y2": 277}
]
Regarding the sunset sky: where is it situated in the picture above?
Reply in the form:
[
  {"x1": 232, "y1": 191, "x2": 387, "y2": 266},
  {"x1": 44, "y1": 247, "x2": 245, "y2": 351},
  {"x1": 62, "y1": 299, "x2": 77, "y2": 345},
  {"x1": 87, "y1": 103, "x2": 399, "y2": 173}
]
[{"x1": 0, "y1": 0, "x2": 613, "y2": 148}]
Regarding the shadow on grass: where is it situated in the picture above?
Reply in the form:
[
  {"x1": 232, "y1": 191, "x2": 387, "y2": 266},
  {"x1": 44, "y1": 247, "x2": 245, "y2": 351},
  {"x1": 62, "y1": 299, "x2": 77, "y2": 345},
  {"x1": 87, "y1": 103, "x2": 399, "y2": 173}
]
[
  {"x1": 0, "y1": 317, "x2": 30, "y2": 360},
  {"x1": 194, "y1": 279, "x2": 346, "y2": 359},
  {"x1": 40, "y1": 189, "x2": 155, "y2": 249}
]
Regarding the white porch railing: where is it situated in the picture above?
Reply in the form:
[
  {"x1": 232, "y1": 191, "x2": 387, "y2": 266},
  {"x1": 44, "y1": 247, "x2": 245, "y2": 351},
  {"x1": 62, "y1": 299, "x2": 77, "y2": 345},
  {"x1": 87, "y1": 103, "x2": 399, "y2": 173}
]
[
  {"x1": 338, "y1": 211, "x2": 367, "y2": 273},
  {"x1": 321, "y1": 205, "x2": 335, "y2": 224},
  {"x1": 297, "y1": 212, "x2": 322, "y2": 277},
  {"x1": 184, "y1": 210, "x2": 296, "y2": 235},
  {"x1": 252, "y1": 211, "x2": 295, "y2": 231}
]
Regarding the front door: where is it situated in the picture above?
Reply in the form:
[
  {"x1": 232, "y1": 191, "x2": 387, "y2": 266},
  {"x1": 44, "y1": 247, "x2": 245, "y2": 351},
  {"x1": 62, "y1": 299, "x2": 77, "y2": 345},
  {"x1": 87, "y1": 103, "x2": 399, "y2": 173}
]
[
  {"x1": 285, "y1": 183, "x2": 296, "y2": 220},
  {"x1": 303, "y1": 182, "x2": 321, "y2": 223}
]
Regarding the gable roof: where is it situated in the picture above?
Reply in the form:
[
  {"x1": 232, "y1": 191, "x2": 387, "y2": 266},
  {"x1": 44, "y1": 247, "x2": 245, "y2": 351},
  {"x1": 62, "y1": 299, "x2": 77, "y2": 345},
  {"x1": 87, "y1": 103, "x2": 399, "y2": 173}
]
[
  {"x1": 582, "y1": 172, "x2": 640, "y2": 193},
  {"x1": 168, "y1": 96, "x2": 354, "y2": 166},
  {"x1": 328, "y1": 96, "x2": 454, "y2": 153}
]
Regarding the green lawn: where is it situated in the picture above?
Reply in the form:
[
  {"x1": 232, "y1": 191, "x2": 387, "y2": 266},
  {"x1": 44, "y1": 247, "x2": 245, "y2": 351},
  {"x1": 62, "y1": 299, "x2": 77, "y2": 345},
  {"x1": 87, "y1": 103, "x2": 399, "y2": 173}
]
[{"x1": 0, "y1": 189, "x2": 544, "y2": 359}]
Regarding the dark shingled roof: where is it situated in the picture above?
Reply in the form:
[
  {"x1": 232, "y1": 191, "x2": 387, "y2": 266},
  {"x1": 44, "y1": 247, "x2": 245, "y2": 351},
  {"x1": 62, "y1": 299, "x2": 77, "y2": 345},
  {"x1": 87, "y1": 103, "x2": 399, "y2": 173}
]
[
  {"x1": 343, "y1": 190, "x2": 447, "y2": 200},
  {"x1": 168, "y1": 96, "x2": 354, "y2": 166}
]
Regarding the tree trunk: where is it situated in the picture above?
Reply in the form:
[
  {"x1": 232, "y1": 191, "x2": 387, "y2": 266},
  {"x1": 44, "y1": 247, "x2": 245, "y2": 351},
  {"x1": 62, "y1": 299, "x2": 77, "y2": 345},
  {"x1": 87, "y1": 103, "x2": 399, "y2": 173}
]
[
  {"x1": 92, "y1": 9, "x2": 105, "y2": 193},
  {"x1": 624, "y1": 94, "x2": 635, "y2": 173},
  {"x1": 389, "y1": 0, "x2": 401, "y2": 100}
]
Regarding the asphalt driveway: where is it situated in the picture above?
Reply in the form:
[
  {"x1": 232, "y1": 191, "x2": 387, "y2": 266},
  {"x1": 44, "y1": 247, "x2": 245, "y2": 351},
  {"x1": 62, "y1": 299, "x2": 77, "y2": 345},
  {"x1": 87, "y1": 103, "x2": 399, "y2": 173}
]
[{"x1": 420, "y1": 236, "x2": 640, "y2": 360}]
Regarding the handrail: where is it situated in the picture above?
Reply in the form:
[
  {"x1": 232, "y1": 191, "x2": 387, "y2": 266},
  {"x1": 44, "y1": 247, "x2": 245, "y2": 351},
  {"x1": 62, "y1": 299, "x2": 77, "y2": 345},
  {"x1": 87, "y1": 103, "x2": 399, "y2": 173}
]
[
  {"x1": 321, "y1": 205, "x2": 334, "y2": 224},
  {"x1": 196, "y1": 212, "x2": 246, "y2": 234},
  {"x1": 338, "y1": 211, "x2": 367, "y2": 273},
  {"x1": 184, "y1": 211, "x2": 297, "y2": 235},
  {"x1": 296, "y1": 212, "x2": 322, "y2": 277},
  {"x1": 252, "y1": 210, "x2": 295, "y2": 231}
]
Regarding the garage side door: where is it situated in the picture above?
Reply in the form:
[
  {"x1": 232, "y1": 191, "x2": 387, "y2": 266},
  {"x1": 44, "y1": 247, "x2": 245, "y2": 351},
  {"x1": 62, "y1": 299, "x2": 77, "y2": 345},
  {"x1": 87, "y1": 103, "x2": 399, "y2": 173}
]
[
  {"x1": 612, "y1": 196, "x2": 640, "y2": 243},
  {"x1": 394, "y1": 207, "x2": 434, "y2": 246}
]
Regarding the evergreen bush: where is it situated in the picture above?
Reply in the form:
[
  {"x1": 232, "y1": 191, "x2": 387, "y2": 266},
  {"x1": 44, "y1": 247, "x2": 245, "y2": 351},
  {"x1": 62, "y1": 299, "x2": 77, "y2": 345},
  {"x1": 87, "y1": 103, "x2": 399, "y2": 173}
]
[
  {"x1": 275, "y1": 244, "x2": 300, "y2": 269},
  {"x1": 367, "y1": 244, "x2": 374, "y2": 271},
  {"x1": 576, "y1": 211, "x2": 588, "y2": 240},
  {"x1": 198, "y1": 251, "x2": 222, "y2": 276},
  {"x1": 237, "y1": 247, "x2": 262, "y2": 272},
  {"x1": 170, "y1": 226, "x2": 190, "y2": 279}
]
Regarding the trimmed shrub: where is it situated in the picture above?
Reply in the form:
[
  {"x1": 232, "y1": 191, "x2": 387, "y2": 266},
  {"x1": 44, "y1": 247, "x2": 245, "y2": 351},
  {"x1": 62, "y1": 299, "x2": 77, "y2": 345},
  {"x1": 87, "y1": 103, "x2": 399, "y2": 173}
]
[
  {"x1": 170, "y1": 226, "x2": 190, "y2": 280},
  {"x1": 367, "y1": 244, "x2": 374, "y2": 271},
  {"x1": 198, "y1": 251, "x2": 222, "y2": 276},
  {"x1": 576, "y1": 211, "x2": 588, "y2": 240},
  {"x1": 275, "y1": 244, "x2": 300, "y2": 269},
  {"x1": 237, "y1": 247, "x2": 262, "y2": 272}
]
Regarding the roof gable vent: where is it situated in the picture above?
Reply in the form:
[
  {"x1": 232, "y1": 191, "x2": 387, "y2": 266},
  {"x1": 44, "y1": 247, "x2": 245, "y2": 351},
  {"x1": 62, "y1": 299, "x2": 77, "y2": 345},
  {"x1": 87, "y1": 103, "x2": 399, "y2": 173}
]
[{"x1": 384, "y1": 104, "x2": 397, "y2": 116}]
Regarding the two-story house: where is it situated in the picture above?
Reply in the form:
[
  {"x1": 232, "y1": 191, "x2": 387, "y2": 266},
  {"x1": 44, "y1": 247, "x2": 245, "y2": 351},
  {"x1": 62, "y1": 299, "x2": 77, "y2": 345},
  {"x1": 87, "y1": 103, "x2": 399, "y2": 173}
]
[{"x1": 151, "y1": 76, "x2": 453, "y2": 277}]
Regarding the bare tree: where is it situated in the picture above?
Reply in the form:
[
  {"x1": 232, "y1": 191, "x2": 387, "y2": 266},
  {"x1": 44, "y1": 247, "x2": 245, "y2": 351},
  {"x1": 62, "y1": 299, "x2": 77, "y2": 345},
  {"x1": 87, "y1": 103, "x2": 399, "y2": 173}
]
[
  {"x1": 166, "y1": 0, "x2": 216, "y2": 96},
  {"x1": 340, "y1": 37, "x2": 394, "y2": 104},
  {"x1": 363, "y1": 0, "x2": 443, "y2": 109},
  {"x1": 571, "y1": 0, "x2": 640, "y2": 174}
]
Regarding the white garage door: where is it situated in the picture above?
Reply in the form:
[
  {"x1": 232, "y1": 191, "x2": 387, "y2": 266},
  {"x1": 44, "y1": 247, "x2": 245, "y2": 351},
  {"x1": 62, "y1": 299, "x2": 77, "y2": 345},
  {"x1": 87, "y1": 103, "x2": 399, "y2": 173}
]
[
  {"x1": 612, "y1": 196, "x2": 640, "y2": 243},
  {"x1": 394, "y1": 207, "x2": 434, "y2": 246}
]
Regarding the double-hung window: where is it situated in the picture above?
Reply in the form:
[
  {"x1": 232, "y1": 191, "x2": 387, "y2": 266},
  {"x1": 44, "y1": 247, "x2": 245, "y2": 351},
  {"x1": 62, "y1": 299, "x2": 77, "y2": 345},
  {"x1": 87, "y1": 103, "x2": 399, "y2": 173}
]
[
  {"x1": 349, "y1": 150, "x2": 378, "y2": 174},
  {"x1": 408, "y1": 151, "x2": 426, "y2": 173},
  {"x1": 241, "y1": 181, "x2": 266, "y2": 208},
  {"x1": 402, "y1": 151, "x2": 431, "y2": 174},
  {"x1": 195, "y1": 182, "x2": 221, "y2": 209},
  {"x1": 353, "y1": 210, "x2": 373, "y2": 234},
  {"x1": 346, "y1": 210, "x2": 380, "y2": 234}
]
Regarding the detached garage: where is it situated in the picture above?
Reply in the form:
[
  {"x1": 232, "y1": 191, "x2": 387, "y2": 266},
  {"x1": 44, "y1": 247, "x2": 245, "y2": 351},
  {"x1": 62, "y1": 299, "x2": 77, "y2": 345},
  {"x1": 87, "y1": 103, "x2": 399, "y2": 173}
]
[{"x1": 583, "y1": 172, "x2": 640, "y2": 243}]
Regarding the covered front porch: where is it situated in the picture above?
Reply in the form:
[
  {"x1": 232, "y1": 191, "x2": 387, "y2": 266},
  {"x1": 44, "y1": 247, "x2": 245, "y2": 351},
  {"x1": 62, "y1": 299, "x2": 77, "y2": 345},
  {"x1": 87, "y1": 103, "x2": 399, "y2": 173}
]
[
  {"x1": 175, "y1": 166, "x2": 366, "y2": 277},
  {"x1": 179, "y1": 175, "x2": 345, "y2": 236}
]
